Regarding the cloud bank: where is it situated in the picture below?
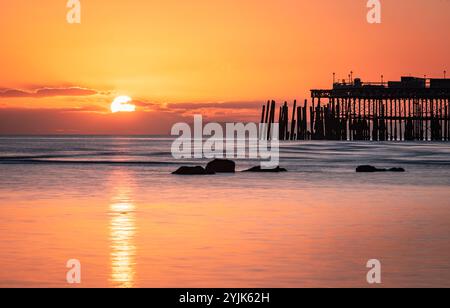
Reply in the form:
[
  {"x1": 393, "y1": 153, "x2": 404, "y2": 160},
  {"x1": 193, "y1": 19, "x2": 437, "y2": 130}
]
[{"x1": 0, "y1": 87, "x2": 99, "y2": 98}]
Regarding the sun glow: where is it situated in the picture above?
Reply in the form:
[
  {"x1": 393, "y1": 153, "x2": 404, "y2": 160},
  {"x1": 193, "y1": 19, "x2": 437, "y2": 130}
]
[{"x1": 111, "y1": 96, "x2": 136, "y2": 113}]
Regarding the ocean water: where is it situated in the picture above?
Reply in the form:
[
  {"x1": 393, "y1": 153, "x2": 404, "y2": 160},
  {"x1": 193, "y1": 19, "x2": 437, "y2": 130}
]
[{"x1": 0, "y1": 136, "x2": 449, "y2": 288}]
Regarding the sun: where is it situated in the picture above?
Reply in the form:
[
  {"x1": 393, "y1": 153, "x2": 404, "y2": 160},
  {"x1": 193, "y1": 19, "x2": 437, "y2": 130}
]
[{"x1": 111, "y1": 96, "x2": 136, "y2": 113}]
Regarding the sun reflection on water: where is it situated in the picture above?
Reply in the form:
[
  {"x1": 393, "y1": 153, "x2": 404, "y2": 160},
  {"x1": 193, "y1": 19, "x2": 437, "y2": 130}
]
[{"x1": 109, "y1": 173, "x2": 136, "y2": 288}]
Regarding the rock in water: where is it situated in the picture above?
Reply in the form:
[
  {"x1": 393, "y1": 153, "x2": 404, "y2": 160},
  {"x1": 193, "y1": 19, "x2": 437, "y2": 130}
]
[
  {"x1": 388, "y1": 167, "x2": 406, "y2": 172},
  {"x1": 356, "y1": 165, "x2": 380, "y2": 172},
  {"x1": 172, "y1": 166, "x2": 214, "y2": 175},
  {"x1": 243, "y1": 166, "x2": 287, "y2": 173},
  {"x1": 356, "y1": 165, "x2": 406, "y2": 173},
  {"x1": 206, "y1": 159, "x2": 236, "y2": 173}
]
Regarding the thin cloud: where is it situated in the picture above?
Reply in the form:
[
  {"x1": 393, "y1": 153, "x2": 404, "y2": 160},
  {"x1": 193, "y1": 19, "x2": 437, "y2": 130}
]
[
  {"x1": 0, "y1": 105, "x2": 108, "y2": 113},
  {"x1": 0, "y1": 87, "x2": 99, "y2": 98},
  {"x1": 131, "y1": 101, "x2": 262, "y2": 111},
  {"x1": 59, "y1": 105, "x2": 108, "y2": 113},
  {"x1": 132, "y1": 100, "x2": 160, "y2": 108},
  {"x1": 167, "y1": 101, "x2": 262, "y2": 110}
]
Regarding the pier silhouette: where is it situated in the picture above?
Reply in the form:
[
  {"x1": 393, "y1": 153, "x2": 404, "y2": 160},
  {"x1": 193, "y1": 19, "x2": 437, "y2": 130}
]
[{"x1": 262, "y1": 76, "x2": 450, "y2": 141}]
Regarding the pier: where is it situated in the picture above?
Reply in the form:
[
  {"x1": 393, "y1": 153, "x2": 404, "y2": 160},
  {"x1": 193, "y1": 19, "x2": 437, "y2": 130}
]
[{"x1": 261, "y1": 76, "x2": 450, "y2": 141}]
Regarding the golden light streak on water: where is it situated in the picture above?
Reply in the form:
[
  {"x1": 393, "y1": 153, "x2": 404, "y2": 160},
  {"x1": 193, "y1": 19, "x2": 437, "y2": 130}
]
[{"x1": 109, "y1": 173, "x2": 136, "y2": 288}]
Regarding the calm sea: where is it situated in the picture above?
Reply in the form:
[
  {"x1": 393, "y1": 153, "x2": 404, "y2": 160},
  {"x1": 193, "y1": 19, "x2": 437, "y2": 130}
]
[{"x1": 0, "y1": 136, "x2": 449, "y2": 287}]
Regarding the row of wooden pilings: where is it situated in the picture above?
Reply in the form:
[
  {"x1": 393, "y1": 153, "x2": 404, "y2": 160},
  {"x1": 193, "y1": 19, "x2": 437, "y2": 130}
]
[{"x1": 260, "y1": 98, "x2": 450, "y2": 141}]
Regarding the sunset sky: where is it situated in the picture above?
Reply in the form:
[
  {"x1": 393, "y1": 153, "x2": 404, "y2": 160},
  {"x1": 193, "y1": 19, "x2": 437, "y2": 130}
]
[{"x1": 0, "y1": 0, "x2": 449, "y2": 134}]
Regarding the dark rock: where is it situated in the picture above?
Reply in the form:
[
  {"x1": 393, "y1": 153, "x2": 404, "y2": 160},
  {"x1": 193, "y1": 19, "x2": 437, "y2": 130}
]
[
  {"x1": 356, "y1": 165, "x2": 405, "y2": 173},
  {"x1": 206, "y1": 159, "x2": 236, "y2": 173},
  {"x1": 356, "y1": 165, "x2": 381, "y2": 172},
  {"x1": 243, "y1": 166, "x2": 287, "y2": 173},
  {"x1": 172, "y1": 166, "x2": 214, "y2": 175},
  {"x1": 388, "y1": 167, "x2": 405, "y2": 172}
]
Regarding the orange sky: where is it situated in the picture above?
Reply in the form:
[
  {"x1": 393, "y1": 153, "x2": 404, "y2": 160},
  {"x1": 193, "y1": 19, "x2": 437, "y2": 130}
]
[{"x1": 0, "y1": 0, "x2": 449, "y2": 134}]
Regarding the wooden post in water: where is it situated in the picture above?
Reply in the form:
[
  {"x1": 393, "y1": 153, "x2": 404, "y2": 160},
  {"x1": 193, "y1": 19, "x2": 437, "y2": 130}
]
[
  {"x1": 445, "y1": 100, "x2": 449, "y2": 141},
  {"x1": 303, "y1": 99, "x2": 308, "y2": 140},
  {"x1": 284, "y1": 102, "x2": 289, "y2": 140},
  {"x1": 430, "y1": 99, "x2": 435, "y2": 141},
  {"x1": 375, "y1": 99, "x2": 380, "y2": 141},
  {"x1": 290, "y1": 100, "x2": 297, "y2": 140},
  {"x1": 265, "y1": 101, "x2": 270, "y2": 124},
  {"x1": 317, "y1": 99, "x2": 322, "y2": 140},
  {"x1": 394, "y1": 99, "x2": 398, "y2": 141},
  {"x1": 267, "y1": 101, "x2": 275, "y2": 140},
  {"x1": 367, "y1": 99, "x2": 371, "y2": 141},
  {"x1": 444, "y1": 99, "x2": 447, "y2": 141},
  {"x1": 261, "y1": 104, "x2": 266, "y2": 124},
  {"x1": 296, "y1": 104, "x2": 300, "y2": 140},
  {"x1": 383, "y1": 101, "x2": 387, "y2": 141},
  {"x1": 404, "y1": 98, "x2": 407, "y2": 141},
  {"x1": 399, "y1": 99, "x2": 403, "y2": 141},
  {"x1": 389, "y1": 99, "x2": 393, "y2": 141},
  {"x1": 425, "y1": 99, "x2": 429, "y2": 141},
  {"x1": 440, "y1": 99, "x2": 444, "y2": 140},
  {"x1": 421, "y1": 99, "x2": 425, "y2": 141},
  {"x1": 310, "y1": 98, "x2": 315, "y2": 139},
  {"x1": 445, "y1": 99, "x2": 450, "y2": 141}
]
